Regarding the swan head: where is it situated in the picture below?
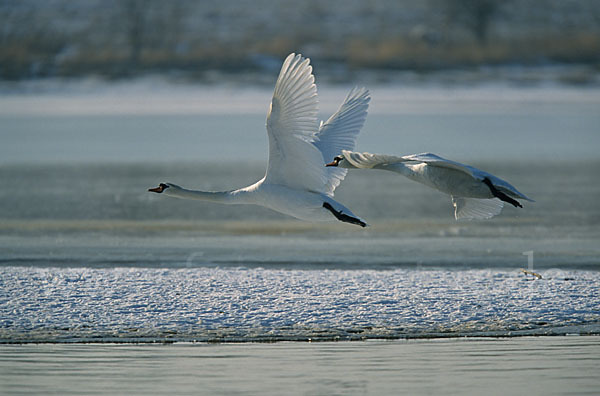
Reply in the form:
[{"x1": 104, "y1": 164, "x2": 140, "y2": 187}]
[
  {"x1": 148, "y1": 183, "x2": 172, "y2": 193},
  {"x1": 325, "y1": 155, "x2": 350, "y2": 168}
]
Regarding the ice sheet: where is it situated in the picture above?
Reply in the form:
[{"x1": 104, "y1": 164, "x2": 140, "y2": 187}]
[{"x1": 1, "y1": 267, "x2": 598, "y2": 342}]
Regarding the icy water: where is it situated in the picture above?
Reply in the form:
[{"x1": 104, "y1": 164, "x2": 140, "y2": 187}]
[
  {"x1": 1, "y1": 337, "x2": 599, "y2": 396},
  {"x1": 1, "y1": 83, "x2": 599, "y2": 393}
]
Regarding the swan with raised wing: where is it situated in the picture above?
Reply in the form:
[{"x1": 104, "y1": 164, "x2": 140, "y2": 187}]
[
  {"x1": 149, "y1": 54, "x2": 370, "y2": 227},
  {"x1": 327, "y1": 150, "x2": 533, "y2": 220}
]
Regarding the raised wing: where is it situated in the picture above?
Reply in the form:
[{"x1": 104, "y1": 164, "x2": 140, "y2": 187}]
[
  {"x1": 265, "y1": 53, "x2": 328, "y2": 193},
  {"x1": 315, "y1": 87, "x2": 370, "y2": 196},
  {"x1": 400, "y1": 153, "x2": 477, "y2": 177},
  {"x1": 452, "y1": 196, "x2": 504, "y2": 220}
]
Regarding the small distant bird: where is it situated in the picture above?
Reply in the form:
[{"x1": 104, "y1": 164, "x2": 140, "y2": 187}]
[
  {"x1": 327, "y1": 151, "x2": 533, "y2": 220},
  {"x1": 149, "y1": 54, "x2": 370, "y2": 227}
]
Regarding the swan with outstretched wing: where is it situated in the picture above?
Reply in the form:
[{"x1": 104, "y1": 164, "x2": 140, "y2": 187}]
[
  {"x1": 327, "y1": 150, "x2": 533, "y2": 220},
  {"x1": 150, "y1": 53, "x2": 370, "y2": 227}
]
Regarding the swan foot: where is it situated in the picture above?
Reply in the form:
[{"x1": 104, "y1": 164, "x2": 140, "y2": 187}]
[
  {"x1": 482, "y1": 178, "x2": 523, "y2": 208},
  {"x1": 322, "y1": 202, "x2": 366, "y2": 227}
]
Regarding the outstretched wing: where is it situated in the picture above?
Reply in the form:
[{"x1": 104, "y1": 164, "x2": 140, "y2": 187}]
[
  {"x1": 452, "y1": 196, "x2": 504, "y2": 220},
  {"x1": 344, "y1": 150, "x2": 533, "y2": 203},
  {"x1": 469, "y1": 168, "x2": 535, "y2": 202},
  {"x1": 264, "y1": 53, "x2": 328, "y2": 193},
  {"x1": 315, "y1": 87, "x2": 370, "y2": 196},
  {"x1": 407, "y1": 153, "x2": 533, "y2": 201},
  {"x1": 400, "y1": 153, "x2": 477, "y2": 177}
]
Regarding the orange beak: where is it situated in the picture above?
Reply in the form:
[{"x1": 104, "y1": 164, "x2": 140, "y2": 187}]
[
  {"x1": 148, "y1": 185, "x2": 165, "y2": 193},
  {"x1": 325, "y1": 160, "x2": 338, "y2": 167}
]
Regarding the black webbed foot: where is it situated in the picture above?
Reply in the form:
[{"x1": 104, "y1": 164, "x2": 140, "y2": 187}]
[
  {"x1": 322, "y1": 202, "x2": 366, "y2": 227},
  {"x1": 482, "y1": 178, "x2": 523, "y2": 208}
]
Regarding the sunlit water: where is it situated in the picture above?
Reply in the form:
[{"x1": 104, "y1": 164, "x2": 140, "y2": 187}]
[{"x1": 1, "y1": 83, "x2": 599, "y2": 393}]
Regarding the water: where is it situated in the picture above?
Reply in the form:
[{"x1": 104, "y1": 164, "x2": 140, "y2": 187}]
[
  {"x1": 2, "y1": 84, "x2": 600, "y2": 164},
  {"x1": 1, "y1": 337, "x2": 599, "y2": 395},
  {"x1": 1, "y1": 82, "x2": 599, "y2": 392},
  {"x1": 2, "y1": 158, "x2": 599, "y2": 271}
]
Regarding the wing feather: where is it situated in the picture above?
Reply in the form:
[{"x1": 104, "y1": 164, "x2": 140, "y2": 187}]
[
  {"x1": 452, "y1": 197, "x2": 504, "y2": 220},
  {"x1": 470, "y1": 170, "x2": 534, "y2": 202},
  {"x1": 343, "y1": 150, "x2": 533, "y2": 202},
  {"x1": 408, "y1": 154, "x2": 532, "y2": 201},
  {"x1": 400, "y1": 153, "x2": 476, "y2": 177},
  {"x1": 315, "y1": 87, "x2": 371, "y2": 195},
  {"x1": 265, "y1": 54, "x2": 327, "y2": 192}
]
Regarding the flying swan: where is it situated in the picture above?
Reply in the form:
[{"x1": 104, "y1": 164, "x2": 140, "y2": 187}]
[
  {"x1": 149, "y1": 53, "x2": 370, "y2": 227},
  {"x1": 327, "y1": 150, "x2": 534, "y2": 220}
]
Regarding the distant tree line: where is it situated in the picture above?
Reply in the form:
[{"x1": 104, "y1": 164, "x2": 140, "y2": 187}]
[{"x1": 0, "y1": 0, "x2": 599, "y2": 80}]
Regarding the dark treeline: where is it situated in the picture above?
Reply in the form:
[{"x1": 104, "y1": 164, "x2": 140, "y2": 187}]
[{"x1": 1, "y1": 0, "x2": 599, "y2": 81}]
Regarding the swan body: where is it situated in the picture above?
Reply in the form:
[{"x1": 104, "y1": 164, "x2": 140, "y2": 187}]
[
  {"x1": 328, "y1": 151, "x2": 534, "y2": 220},
  {"x1": 152, "y1": 181, "x2": 359, "y2": 224},
  {"x1": 149, "y1": 54, "x2": 370, "y2": 227}
]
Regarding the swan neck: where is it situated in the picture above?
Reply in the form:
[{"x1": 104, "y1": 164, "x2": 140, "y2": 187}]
[{"x1": 166, "y1": 187, "x2": 236, "y2": 203}]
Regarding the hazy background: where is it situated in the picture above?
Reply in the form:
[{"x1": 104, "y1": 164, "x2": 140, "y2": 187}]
[
  {"x1": 1, "y1": 0, "x2": 599, "y2": 267},
  {"x1": 1, "y1": 0, "x2": 600, "y2": 365},
  {"x1": 1, "y1": 0, "x2": 599, "y2": 85}
]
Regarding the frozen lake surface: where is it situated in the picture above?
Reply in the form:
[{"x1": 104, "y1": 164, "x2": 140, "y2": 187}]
[
  {"x1": 1, "y1": 155, "x2": 599, "y2": 341},
  {"x1": 0, "y1": 82, "x2": 599, "y2": 393},
  {"x1": 1, "y1": 267, "x2": 599, "y2": 342},
  {"x1": 1, "y1": 82, "x2": 599, "y2": 343}
]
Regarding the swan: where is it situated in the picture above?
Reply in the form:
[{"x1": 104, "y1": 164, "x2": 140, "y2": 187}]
[
  {"x1": 149, "y1": 53, "x2": 370, "y2": 227},
  {"x1": 327, "y1": 150, "x2": 534, "y2": 220}
]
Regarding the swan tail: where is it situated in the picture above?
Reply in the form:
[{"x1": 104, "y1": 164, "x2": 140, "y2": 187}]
[
  {"x1": 481, "y1": 178, "x2": 524, "y2": 208},
  {"x1": 481, "y1": 175, "x2": 534, "y2": 203},
  {"x1": 506, "y1": 189, "x2": 535, "y2": 203},
  {"x1": 322, "y1": 201, "x2": 368, "y2": 227},
  {"x1": 452, "y1": 197, "x2": 504, "y2": 220}
]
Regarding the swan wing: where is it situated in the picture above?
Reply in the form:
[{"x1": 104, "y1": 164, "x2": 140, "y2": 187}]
[
  {"x1": 408, "y1": 153, "x2": 534, "y2": 202},
  {"x1": 452, "y1": 196, "x2": 504, "y2": 220},
  {"x1": 470, "y1": 170, "x2": 535, "y2": 202},
  {"x1": 401, "y1": 153, "x2": 477, "y2": 177},
  {"x1": 265, "y1": 53, "x2": 328, "y2": 193},
  {"x1": 315, "y1": 87, "x2": 371, "y2": 196},
  {"x1": 341, "y1": 150, "x2": 534, "y2": 204}
]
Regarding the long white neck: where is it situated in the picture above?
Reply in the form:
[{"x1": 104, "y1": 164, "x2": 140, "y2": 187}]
[{"x1": 164, "y1": 185, "x2": 253, "y2": 204}]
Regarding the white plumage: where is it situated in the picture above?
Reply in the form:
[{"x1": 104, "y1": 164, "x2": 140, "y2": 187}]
[
  {"x1": 330, "y1": 150, "x2": 533, "y2": 220},
  {"x1": 149, "y1": 53, "x2": 370, "y2": 227}
]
